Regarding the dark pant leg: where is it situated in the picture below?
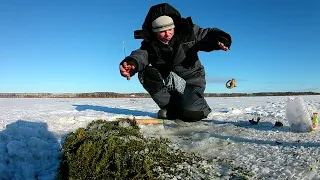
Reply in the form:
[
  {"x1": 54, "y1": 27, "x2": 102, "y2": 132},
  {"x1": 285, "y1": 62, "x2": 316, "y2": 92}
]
[
  {"x1": 138, "y1": 67, "x2": 182, "y2": 118},
  {"x1": 138, "y1": 67, "x2": 169, "y2": 108},
  {"x1": 138, "y1": 67, "x2": 210, "y2": 121},
  {"x1": 179, "y1": 86, "x2": 211, "y2": 122}
]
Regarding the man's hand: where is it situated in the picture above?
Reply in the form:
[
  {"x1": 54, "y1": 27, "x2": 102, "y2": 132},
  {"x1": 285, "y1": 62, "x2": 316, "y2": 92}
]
[
  {"x1": 218, "y1": 41, "x2": 229, "y2": 51},
  {"x1": 120, "y1": 62, "x2": 135, "y2": 80}
]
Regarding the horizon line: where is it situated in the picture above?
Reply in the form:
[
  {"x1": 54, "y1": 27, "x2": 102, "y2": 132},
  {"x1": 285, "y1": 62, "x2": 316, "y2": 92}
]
[{"x1": 0, "y1": 91, "x2": 319, "y2": 94}]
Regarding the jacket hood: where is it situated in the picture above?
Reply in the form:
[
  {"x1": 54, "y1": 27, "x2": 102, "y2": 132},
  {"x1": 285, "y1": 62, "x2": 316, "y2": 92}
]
[{"x1": 142, "y1": 3, "x2": 182, "y2": 31}]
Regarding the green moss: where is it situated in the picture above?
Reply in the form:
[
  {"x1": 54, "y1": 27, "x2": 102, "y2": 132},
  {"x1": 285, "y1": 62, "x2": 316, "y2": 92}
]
[{"x1": 56, "y1": 119, "x2": 254, "y2": 179}]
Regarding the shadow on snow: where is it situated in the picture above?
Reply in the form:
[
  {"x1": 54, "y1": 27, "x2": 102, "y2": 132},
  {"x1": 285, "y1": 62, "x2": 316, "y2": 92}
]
[
  {"x1": 72, "y1": 104, "x2": 157, "y2": 117},
  {"x1": 0, "y1": 120, "x2": 61, "y2": 179}
]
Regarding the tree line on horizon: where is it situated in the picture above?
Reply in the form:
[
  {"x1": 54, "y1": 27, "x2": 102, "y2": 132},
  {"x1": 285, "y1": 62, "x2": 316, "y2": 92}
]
[{"x1": 0, "y1": 91, "x2": 319, "y2": 98}]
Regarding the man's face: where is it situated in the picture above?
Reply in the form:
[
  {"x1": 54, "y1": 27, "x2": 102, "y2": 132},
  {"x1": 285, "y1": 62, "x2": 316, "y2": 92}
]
[{"x1": 155, "y1": 28, "x2": 174, "y2": 44}]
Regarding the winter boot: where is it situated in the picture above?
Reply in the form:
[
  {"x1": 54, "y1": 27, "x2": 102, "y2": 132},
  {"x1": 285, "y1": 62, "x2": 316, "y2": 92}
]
[{"x1": 157, "y1": 109, "x2": 168, "y2": 119}]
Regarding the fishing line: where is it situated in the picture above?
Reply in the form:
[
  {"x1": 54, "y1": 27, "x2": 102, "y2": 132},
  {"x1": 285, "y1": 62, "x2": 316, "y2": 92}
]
[{"x1": 122, "y1": 41, "x2": 127, "y2": 58}]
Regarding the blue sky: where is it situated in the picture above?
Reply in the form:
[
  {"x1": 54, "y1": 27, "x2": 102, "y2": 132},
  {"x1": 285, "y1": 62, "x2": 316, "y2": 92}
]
[{"x1": 1, "y1": 0, "x2": 319, "y2": 93}]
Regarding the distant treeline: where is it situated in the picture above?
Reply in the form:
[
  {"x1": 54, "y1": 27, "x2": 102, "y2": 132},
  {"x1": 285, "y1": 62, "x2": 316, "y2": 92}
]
[{"x1": 0, "y1": 91, "x2": 319, "y2": 98}]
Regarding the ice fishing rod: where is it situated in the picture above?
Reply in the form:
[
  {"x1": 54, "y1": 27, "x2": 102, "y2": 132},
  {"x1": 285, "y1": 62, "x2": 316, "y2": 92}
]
[{"x1": 122, "y1": 41, "x2": 133, "y2": 80}]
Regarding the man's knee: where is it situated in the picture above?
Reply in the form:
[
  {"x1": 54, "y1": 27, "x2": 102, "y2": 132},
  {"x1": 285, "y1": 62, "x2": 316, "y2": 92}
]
[
  {"x1": 138, "y1": 67, "x2": 164, "y2": 95},
  {"x1": 138, "y1": 67, "x2": 173, "y2": 109}
]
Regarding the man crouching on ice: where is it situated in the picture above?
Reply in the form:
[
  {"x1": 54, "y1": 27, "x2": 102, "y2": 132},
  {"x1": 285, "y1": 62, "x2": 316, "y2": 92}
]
[{"x1": 119, "y1": 3, "x2": 232, "y2": 122}]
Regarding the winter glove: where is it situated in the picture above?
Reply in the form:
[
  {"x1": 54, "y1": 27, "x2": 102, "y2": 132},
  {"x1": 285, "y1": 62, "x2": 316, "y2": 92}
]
[
  {"x1": 119, "y1": 57, "x2": 138, "y2": 80},
  {"x1": 217, "y1": 36, "x2": 231, "y2": 50}
]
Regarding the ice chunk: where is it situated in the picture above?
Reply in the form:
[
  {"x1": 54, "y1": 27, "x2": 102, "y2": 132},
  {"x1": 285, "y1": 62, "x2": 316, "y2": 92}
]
[{"x1": 286, "y1": 97, "x2": 312, "y2": 132}]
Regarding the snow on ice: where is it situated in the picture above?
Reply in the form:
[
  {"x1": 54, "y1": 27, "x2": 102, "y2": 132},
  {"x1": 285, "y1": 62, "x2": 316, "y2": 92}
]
[{"x1": 0, "y1": 95, "x2": 320, "y2": 179}]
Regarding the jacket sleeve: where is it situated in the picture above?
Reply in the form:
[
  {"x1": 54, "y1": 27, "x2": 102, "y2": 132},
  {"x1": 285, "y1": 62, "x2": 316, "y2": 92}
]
[
  {"x1": 193, "y1": 24, "x2": 232, "y2": 52},
  {"x1": 120, "y1": 46, "x2": 149, "y2": 76}
]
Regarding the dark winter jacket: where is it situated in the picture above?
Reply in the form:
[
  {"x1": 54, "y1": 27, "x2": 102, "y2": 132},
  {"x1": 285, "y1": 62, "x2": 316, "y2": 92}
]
[{"x1": 121, "y1": 3, "x2": 232, "y2": 89}]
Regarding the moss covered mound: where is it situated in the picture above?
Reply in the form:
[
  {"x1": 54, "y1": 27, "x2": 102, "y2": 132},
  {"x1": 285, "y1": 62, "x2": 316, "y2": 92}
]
[{"x1": 56, "y1": 119, "x2": 254, "y2": 179}]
